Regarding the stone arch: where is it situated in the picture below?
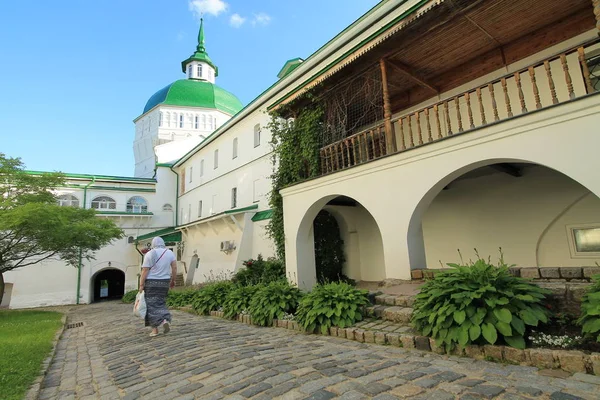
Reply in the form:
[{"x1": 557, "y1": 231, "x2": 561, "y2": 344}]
[
  {"x1": 292, "y1": 195, "x2": 385, "y2": 289},
  {"x1": 91, "y1": 267, "x2": 125, "y2": 302},
  {"x1": 407, "y1": 158, "x2": 600, "y2": 271}
]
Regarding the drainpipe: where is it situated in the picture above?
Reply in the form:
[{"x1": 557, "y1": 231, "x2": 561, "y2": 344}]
[{"x1": 76, "y1": 177, "x2": 96, "y2": 304}]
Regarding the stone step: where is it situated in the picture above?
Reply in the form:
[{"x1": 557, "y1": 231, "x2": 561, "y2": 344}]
[
  {"x1": 365, "y1": 304, "x2": 413, "y2": 324},
  {"x1": 373, "y1": 293, "x2": 416, "y2": 307},
  {"x1": 175, "y1": 274, "x2": 185, "y2": 287}
]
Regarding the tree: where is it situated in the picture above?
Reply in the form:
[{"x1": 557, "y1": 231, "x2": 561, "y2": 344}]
[{"x1": 0, "y1": 153, "x2": 124, "y2": 301}]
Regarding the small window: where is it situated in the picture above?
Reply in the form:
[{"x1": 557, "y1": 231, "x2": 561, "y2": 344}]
[
  {"x1": 91, "y1": 196, "x2": 116, "y2": 210},
  {"x1": 254, "y1": 124, "x2": 261, "y2": 147},
  {"x1": 162, "y1": 203, "x2": 173, "y2": 211},
  {"x1": 232, "y1": 138, "x2": 238, "y2": 159},
  {"x1": 159, "y1": 112, "x2": 163, "y2": 127},
  {"x1": 179, "y1": 115, "x2": 184, "y2": 128},
  {"x1": 231, "y1": 188, "x2": 237, "y2": 209},
  {"x1": 574, "y1": 227, "x2": 600, "y2": 253},
  {"x1": 198, "y1": 64, "x2": 203, "y2": 78},
  {"x1": 188, "y1": 204, "x2": 192, "y2": 222},
  {"x1": 214, "y1": 149, "x2": 219, "y2": 169},
  {"x1": 198, "y1": 200, "x2": 203, "y2": 217},
  {"x1": 57, "y1": 194, "x2": 79, "y2": 207},
  {"x1": 188, "y1": 65, "x2": 192, "y2": 78},
  {"x1": 202, "y1": 115, "x2": 207, "y2": 130},
  {"x1": 127, "y1": 196, "x2": 148, "y2": 213},
  {"x1": 194, "y1": 115, "x2": 199, "y2": 129},
  {"x1": 211, "y1": 194, "x2": 218, "y2": 215},
  {"x1": 200, "y1": 159, "x2": 204, "y2": 177},
  {"x1": 180, "y1": 208, "x2": 183, "y2": 223},
  {"x1": 189, "y1": 166, "x2": 193, "y2": 183}
]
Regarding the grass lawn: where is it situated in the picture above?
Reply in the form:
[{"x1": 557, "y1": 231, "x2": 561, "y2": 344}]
[{"x1": 0, "y1": 310, "x2": 63, "y2": 400}]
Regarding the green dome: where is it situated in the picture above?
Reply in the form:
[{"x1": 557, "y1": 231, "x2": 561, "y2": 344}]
[{"x1": 143, "y1": 79, "x2": 243, "y2": 115}]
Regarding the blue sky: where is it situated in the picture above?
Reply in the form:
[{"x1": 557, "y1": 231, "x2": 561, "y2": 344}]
[{"x1": 0, "y1": 0, "x2": 380, "y2": 176}]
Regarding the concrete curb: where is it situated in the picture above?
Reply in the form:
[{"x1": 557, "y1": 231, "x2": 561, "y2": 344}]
[{"x1": 24, "y1": 313, "x2": 68, "y2": 400}]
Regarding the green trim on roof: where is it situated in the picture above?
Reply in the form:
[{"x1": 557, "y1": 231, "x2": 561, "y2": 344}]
[
  {"x1": 156, "y1": 162, "x2": 175, "y2": 167},
  {"x1": 143, "y1": 80, "x2": 242, "y2": 115},
  {"x1": 25, "y1": 170, "x2": 156, "y2": 183},
  {"x1": 251, "y1": 209, "x2": 273, "y2": 222},
  {"x1": 224, "y1": 204, "x2": 259, "y2": 214},
  {"x1": 63, "y1": 185, "x2": 155, "y2": 193},
  {"x1": 277, "y1": 58, "x2": 304, "y2": 79},
  {"x1": 136, "y1": 227, "x2": 181, "y2": 242},
  {"x1": 95, "y1": 211, "x2": 154, "y2": 216}
]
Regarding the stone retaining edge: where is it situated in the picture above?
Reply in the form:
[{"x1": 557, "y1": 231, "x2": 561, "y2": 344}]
[{"x1": 24, "y1": 313, "x2": 68, "y2": 400}]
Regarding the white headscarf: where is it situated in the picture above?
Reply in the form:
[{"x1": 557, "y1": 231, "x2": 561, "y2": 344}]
[{"x1": 148, "y1": 237, "x2": 166, "y2": 266}]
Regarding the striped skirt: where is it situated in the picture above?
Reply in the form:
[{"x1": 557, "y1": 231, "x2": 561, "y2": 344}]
[{"x1": 144, "y1": 279, "x2": 172, "y2": 328}]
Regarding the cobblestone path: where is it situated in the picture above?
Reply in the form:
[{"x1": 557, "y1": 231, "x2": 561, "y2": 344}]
[{"x1": 38, "y1": 302, "x2": 600, "y2": 400}]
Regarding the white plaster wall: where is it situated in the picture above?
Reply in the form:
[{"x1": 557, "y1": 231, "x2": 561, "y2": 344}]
[
  {"x1": 422, "y1": 166, "x2": 600, "y2": 269},
  {"x1": 252, "y1": 220, "x2": 276, "y2": 260}
]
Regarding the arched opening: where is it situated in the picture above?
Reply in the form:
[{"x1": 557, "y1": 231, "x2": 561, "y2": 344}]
[
  {"x1": 409, "y1": 162, "x2": 600, "y2": 269},
  {"x1": 296, "y1": 195, "x2": 385, "y2": 288},
  {"x1": 92, "y1": 269, "x2": 125, "y2": 302}
]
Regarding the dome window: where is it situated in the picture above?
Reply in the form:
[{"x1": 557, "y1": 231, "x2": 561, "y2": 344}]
[
  {"x1": 197, "y1": 64, "x2": 203, "y2": 78},
  {"x1": 57, "y1": 194, "x2": 79, "y2": 208},
  {"x1": 127, "y1": 196, "x2": 148, "y2": 213},
  {"x1": 91, "y1": 196, "x2": 116, "y2": 210}
]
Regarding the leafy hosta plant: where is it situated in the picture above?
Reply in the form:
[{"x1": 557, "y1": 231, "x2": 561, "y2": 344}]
[
  {"x1": 412, "y1": 255, "x2": 550, "y2": 350},
  {"x1": 122, "y1": 290, "x2": 138, "y2": 304},
  {"x1": 167, "y1": 289, "x2": 199, "y2": 308},
  {"x1": 192, "y1": 281, "x2": 234, "y2": 315},
  {"x1": 249, "y1": 280, "x2": 303, "y2": 326},
  {"x1": 296, "y1": 282, "x2": 370, "y2": 334},
  {"x1": 223, "y1": 284, "x2": 262, "y2": 319},
  {"x1": 577, "y1": 275, "x2": 600, "y2": 342}
]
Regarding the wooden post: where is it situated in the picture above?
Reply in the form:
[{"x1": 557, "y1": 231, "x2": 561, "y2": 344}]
[{"x1": 380, "y1": 59, "x2": 397, "y2": 154}]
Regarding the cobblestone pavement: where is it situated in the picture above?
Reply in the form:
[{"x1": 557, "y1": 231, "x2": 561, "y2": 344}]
[{"x1": 38, "y1": 302, "x2": 600, "y2": 400}]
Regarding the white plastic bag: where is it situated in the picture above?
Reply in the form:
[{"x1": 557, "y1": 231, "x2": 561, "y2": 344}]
[{"x1": 133, "y1": 291, "x2": 147, "y2": 319}]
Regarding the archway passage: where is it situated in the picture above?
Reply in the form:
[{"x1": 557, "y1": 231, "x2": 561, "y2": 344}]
[
  {"x1": 313, "y1": 210, "x2": 346, "y2": 283},
  {"x1": 93, "y1": 269, "x2": 125, "y2": 302},
  {"x1": 412, "y1": 163, "x2": 600, "y2": 269}
]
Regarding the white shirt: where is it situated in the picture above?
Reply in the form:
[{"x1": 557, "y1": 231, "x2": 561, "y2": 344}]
[{"x1": 142, "y1": 248, "x2": 176, "y2": 280}]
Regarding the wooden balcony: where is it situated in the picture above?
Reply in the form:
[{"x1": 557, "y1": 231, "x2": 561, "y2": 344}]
[{"x1": 319, "y1": 38, "x2": 600, "y2": 175}]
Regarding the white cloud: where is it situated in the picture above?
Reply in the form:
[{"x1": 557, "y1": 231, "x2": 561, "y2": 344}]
[
  {"x1": 229, "y1": 13, "x2": 246, "y2": 28},
  {"x1": 188, "y1": 0, "x2": 228, "y2": 18},
  {"x1": 252, "y1": 12, "x2": 271, "y2": 26}
]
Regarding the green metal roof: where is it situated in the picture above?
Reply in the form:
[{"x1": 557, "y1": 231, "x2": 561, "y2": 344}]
[
  {"x1": 251, "y1": 209, "x2": 273, "y2": 222},
  {"x1": 136, "y1": 227, "x2": 182, "y2": 242},
  {"x1": 277, "y1": 58, "x2": 304, "y2": 79},
  {"x1": 143, "y1": 79, "x2": 243, "y2": 115}
]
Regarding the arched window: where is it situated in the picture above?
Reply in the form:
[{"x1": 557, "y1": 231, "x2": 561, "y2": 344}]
[
  {"x1": 202, "y1": 115, "x2": 207, "y2": 130},
  {"x1": 91, "y1": 196, "x2": 116, "y2": 210},
  {"x1": 162, "y1": 203, "x2": 173, "y2": 212},
  {"x1": 232, "y1": 137, "x2": 238, "y2": 159},
  {"x1": 179, "y1": 114, "x2": 184, "y2": 128},
  {"x1": 197, "y1": 64, "x2": 203, "y2": 78},
  {"x1": 57, "y1": 194, "x2": 79, "y2": 207},
  {"x1": 127, "y1": 196, "x2": 148, "y2": 213},
  {"x1": 159, "y1": 112, "x2": 163, "y2": 127},
  {"x1": 188, "y1": 65, "x2": 192, "y2": 78},
  {"x1": 194, "y1": 115, "x2": 199, "y2": 129}
]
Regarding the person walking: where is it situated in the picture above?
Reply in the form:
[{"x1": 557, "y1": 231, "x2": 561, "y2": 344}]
[{"x1": 139, "y1": 237, "x2": 177, "y2": 337}]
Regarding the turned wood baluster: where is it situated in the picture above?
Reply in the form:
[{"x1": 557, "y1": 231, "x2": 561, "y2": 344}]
[
  {"x1": 339, "y1": 142, "x2": 346, "y2": 168},
  {"x1": 378, "y1": 126, "x2": 385, "y2": 156},
  {"x1": 455, "y1": 97, "x2": 463, "y2": 132},
  {"x1": 476, "y1": 87, "x2": 487, "y2": 125},
  {"x1": 333, "y1": 145, "x2": 340, "y2": 171},
  {"x1": 319, "y1": 149, "x2": 324, "y2": 174},
  {"x1": 425, "y1": 108, "x2": 433, "y2": 142},
  {"x1": 560, "y1": 54, "x2": 575, "y2": 99},
  {"x1": 345, "y1": 139, "x2": 351, "y2": 166},
  {"x1": 501, "y1": 78, "x2": 513, "y2": 117},
  {"x1": 544, "y1": 60, "x2": 559, "y2": 104},
  {"x1": 407, "y1": 115, "x2": 415, "y2": 147},
  {"x1": 465, "y1": 91, "x2": 475, "y2": 129},
  {"x1": 578, "y1": 47, "x2": 595, "y2": 94},
  {"x1": 329, "y1": 147, "x2": 335, "y2": 172},
  {"x1": 369, "y1": 130, "x2": 377, "y2": 159},
  {"x1": 514, "y1": 72, "x2": 527, "y2": 113},
  {"x1": 444, "y1": 101, "x2": 453, "y2": 136},
  {"x1": 434, "y1": 104, "x2": 442, "y2": 139},
  {"x1": 416, "y1": 112, "x2": 423, "y2": 145},
  {"x1": 488, "y1": 83, "x2": 500, "y2": 121},
  {"x1": 399, "y1": 118, "x2": 406, "y2": 150},
  {"x1": 357, "y1": 133, "x2": 364, "y2": 163},
  {"x1": 528, "y1": 66, "x2": 542, "y2": 109},
  {"x1": 352, "y1": 137, "x2": 358, "y2": 165}
]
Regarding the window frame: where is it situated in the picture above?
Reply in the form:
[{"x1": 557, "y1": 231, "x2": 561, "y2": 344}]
[
  {"x1": 214, "y1": 149, "x2": 219, "y2": 169},
  {"x1": 566, "y1": 223, "x2": 600, "y2": 258},
  {"x1": 126, "y1": 196, "x2": 148, "y2": 213},
  {"x1": 91, "y1": 196, "x2": 117, "y2": 210},
  {"x1": 231, "y1": 187, "x2": 237, "y2": 209},
  {"x1": 57, "y1": 194, "x2": 80, "y2": 208},
  {"x1": 232, "y1": 137, "x2": 238, "y2": 159},
  {"x1": 254, "y1": 124, "x2": 261, "y2": 147}
]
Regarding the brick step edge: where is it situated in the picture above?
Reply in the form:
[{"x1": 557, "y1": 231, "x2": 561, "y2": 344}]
[
  {"x1": 366, "y1": 304, "x2": 413, "y2": 324},
  {"x1": 370, "y1": 293, "x2": 416, "y2": 307},
  {"x1": 198, "y1": 309, "x2": 600, "y2": 377}
]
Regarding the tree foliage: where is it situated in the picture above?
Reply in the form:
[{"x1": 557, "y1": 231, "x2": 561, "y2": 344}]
[{"x1": 0, "y1": 153, "x2": 123, "y2": 298}]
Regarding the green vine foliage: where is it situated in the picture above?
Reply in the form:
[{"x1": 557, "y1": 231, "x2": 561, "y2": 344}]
[
  {"x1": 122, "y1": 290, "x2": 137, "y2": 304},
  {"x1": 192, "y1": 281, "x2": 234, "y2": 315},
  {"x1": 412, "y1": 257, "x2": 550, "y2": 351},
  {"x1": 249, "y1": 280, "x2": 303, "y2": 327},
  {"x1": 577, "y1": 274, "x2": 600, "y2": 342},
  {"x1": 296, "y1": 282, "x2": 369, "y2": 334},
  {"x1": 314, "y1": 210, "x2": 347, "y2": 283},
  {"x1": 266, "y1": 105, "x2": 324, "y2": 260},
  {"x1": 222, "y1": 284, "x2": 262, "y2": 319}
]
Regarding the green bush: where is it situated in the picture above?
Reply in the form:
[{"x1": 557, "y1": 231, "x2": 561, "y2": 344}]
[
  {"x1": 577, "y1": 274, "x2": 600, "y2": 342},
  {"x1": 122, "y1": 290, "x2": 138, "y2": 304},
  {"x1": 232, "y1": 255, "x2": 285, "y2": 286},
  {"x1": 167, "y1": 289, "x2": 199, "y2": 308},
  {"x1": 412, "y1": 257, "x2": 550, "y2": 350},
  {"x1": 249, "y1": 280, "x2": 303, "y2": 326},
  {"x1": 296, "y1": 282, "x2": 370, "y2": 334},
  {"x1": 192, "y1": 281, "x2": 234, "y2": 315},
  {"x1": 223, "y1": 285, "x2": 262, "y2": 319}
]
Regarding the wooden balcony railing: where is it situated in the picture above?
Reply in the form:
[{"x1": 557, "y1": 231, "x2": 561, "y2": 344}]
[{"x1": 320, "y1": 38, "x2": 600, "y2": 175}]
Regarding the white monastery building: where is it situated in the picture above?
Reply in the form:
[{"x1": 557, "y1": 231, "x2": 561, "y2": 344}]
[{"x1": 3, "y1": 0, "x2": 600, "y2": 308}]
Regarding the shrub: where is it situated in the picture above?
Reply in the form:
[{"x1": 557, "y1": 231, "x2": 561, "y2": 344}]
[
  {"x1": 232, "y1": 255, "x2": 285, "y2": 286},
  {"x1": 249, "y1": 280, "x2": 303, "y2": 326},
  {"x1": 577, "y1": 275, "x2": 600, "y2": 342},
  {"x1": 167, "y1": 289, "x2": 198, "y2": 308},
  {"x1": 192, "y1": 281, "x2": 234, "y2": 315},
  {"x1": 122, "y1": 290, "x2": 138, "y2": 304},
  {"x1": 412, "y1": 255, "x2": 550, "y2": 351},
  {"x1": 223, "y1": 285, "x2": 262, "y2": 319},
  {"x1": 296, "y1": 282, "x2": 370, "y2": 334}
]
